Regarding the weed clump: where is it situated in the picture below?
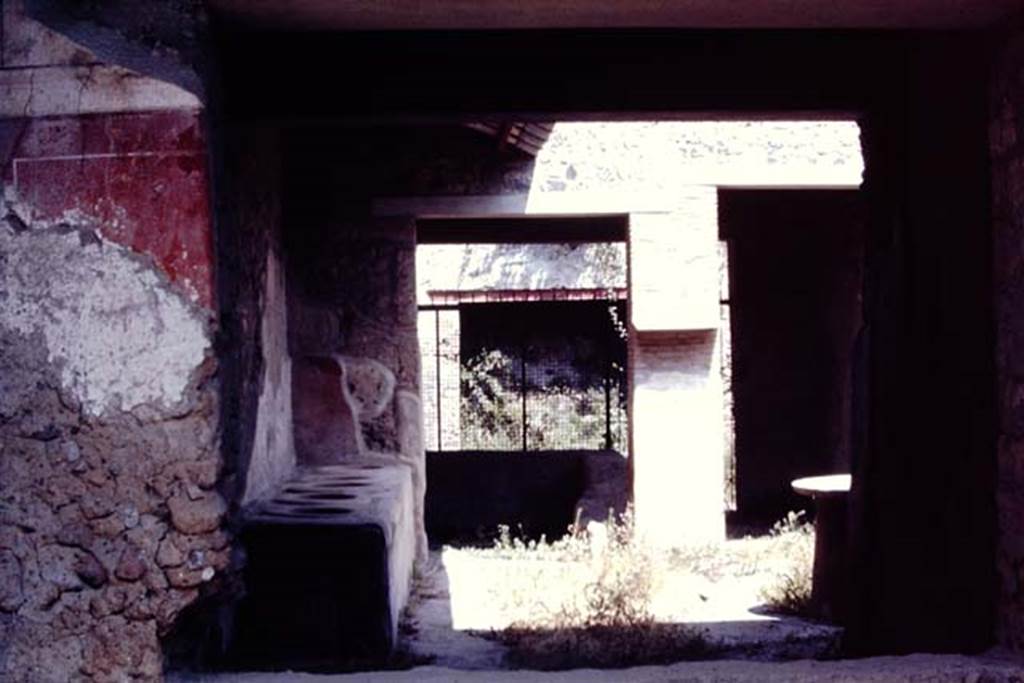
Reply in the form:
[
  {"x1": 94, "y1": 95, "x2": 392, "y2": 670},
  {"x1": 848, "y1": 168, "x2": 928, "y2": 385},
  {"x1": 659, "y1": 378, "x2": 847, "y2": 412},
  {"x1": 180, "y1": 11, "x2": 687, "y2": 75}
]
[
  {"x1": 482, "y1": 506, "x2": 708, "y2": 669},
  {"x1": 758, "y1": 510, "x2": 814, "y2": 616}
]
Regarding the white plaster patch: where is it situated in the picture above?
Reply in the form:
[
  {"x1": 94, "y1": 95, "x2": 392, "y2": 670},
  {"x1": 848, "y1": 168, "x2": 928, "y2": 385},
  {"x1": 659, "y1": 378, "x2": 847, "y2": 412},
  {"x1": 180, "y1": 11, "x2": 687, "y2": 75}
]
[
  {"x1": 0, "y1": 223, "x2": 209, "y2": 417},
  {"x1": 242, "y1": 246, "x2": 296, "y2": 504}
]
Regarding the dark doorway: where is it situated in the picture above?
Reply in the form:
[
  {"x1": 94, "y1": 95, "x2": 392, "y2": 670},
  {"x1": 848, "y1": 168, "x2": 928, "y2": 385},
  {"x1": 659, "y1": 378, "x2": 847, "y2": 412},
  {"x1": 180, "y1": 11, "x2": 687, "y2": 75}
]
[{"x1": 720, "y1": 190, "x2": 865, "y2": 521}]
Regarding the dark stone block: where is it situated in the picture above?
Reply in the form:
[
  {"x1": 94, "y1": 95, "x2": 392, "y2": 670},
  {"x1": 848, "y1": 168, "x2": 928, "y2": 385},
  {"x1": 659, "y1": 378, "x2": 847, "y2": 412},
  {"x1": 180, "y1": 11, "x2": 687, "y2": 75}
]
[
  {"x1": 425, "y1": 450, "x2": 588, "y2": 543},
  {"x1": 229, "y1": 522, "x2": 394, "y2": 671},
  {"x1": 226, "y1": 463, "x2": 415, "y2": 672}
]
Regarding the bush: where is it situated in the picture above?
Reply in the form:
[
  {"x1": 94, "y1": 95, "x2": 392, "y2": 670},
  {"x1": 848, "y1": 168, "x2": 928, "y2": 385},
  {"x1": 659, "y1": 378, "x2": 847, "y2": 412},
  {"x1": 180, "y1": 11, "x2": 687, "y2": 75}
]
[
  {"x1": 460, "y1": 349, "x2": 522, "y2": 449},
  {"x1": 758, "y1": 510, "x2": 814, "y2": 616},
  {"x1": 459, "y1": 347, "x2": 628, "y2": 451}
]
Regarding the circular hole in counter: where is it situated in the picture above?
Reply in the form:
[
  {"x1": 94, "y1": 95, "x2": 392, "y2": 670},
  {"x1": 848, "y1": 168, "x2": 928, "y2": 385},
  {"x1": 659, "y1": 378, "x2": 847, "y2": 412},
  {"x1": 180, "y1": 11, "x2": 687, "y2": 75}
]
[
  {"x1": 291, "y1": 506, "x2": 352, "y2": 516},
  {"x1": 298, "y1": 492, "x2": 356, "y2": 501}
]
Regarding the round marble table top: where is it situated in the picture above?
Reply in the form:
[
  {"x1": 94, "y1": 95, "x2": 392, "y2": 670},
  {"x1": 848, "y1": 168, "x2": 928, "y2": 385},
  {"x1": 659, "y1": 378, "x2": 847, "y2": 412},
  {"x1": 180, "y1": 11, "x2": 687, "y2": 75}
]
[{"x1": 791, "y1": 473, "x2": 852, "y2": 498}]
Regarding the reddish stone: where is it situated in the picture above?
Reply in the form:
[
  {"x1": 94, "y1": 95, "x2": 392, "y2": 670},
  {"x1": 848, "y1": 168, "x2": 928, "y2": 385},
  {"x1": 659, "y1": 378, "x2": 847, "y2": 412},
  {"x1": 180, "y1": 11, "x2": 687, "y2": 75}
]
[
  {"x1": 114, "y1": 545, "x2": 147, "y2": 582},
  {"x1": 166, "y1": 490, "x2": 226, "y2": 535},
  {"x1": 164, "y1": 566, "x2": 209, "y2": 589}
]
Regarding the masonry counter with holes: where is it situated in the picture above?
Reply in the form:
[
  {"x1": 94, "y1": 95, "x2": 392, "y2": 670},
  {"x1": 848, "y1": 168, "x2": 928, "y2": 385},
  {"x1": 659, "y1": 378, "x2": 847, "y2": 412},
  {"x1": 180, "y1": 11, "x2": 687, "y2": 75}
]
[
  {"x1": 225, "y1": 462, "x2": 416, "y2": 671},
  {"x1": 224, "y1": 352, "x2": 421, "y2": 672}
]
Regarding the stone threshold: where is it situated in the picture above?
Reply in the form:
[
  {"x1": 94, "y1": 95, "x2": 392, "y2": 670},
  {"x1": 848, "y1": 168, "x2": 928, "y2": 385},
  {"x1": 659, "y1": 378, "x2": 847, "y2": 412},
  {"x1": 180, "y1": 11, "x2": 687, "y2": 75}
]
[{"x1": 173, "y1": 651, "x2": 1023, "y2": 682}]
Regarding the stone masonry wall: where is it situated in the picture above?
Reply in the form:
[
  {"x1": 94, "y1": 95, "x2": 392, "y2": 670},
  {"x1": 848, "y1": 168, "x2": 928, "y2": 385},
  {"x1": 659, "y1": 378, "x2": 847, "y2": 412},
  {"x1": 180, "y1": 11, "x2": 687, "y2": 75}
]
[
  {"x1": 0, "y1": 112, "x2": 225, "y2": 682},
  {"x1": 992, "y1": 29, "x2": 1024, "y2": 652},
  {"x1": 287, "y1": 217, "x2": 419, "y2": 455},
  {"x1": 285, "y1": 130, "x2": 436, "y2": 455},
  {"x1": 0, "y1": 4, "x2": 228, "y2": 680}
]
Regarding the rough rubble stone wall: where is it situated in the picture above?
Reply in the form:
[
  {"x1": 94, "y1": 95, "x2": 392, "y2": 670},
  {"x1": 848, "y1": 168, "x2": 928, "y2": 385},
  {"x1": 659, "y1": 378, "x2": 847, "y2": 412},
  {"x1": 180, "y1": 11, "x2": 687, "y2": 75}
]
[
  {"x1": 418, "y1": 121, "x2": 862, "y2": 303},
  {"x1": 0, "y1": 2, "x2": 242, "y2": 679},
  {"x1": 0, "y1": 109, "x2": 226, "y2": 681},
  {"x1": 992, "y1": 29, "x2": 1024, "y2": 652},
  {"x1": 285, "y1": 129, "x2": 467, "y2": 453},
  {"x1": 288, "y1": 217, "x2": 419, "y2": 455},
  {"x1": 533, "y1": 121, "x2": 863, "y2": 191}
]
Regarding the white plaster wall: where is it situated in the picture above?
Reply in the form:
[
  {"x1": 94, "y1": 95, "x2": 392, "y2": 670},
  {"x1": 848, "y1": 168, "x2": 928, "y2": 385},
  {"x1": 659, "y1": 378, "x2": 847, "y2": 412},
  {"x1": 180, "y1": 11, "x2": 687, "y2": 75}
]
[
  {"x1": 632, "y1": 331, "x2": 725, "y2": 545},
  {"x1": 629, "y1": 195, "x2": 720, "y2": 332},
  {"x1": 243, "y1": 246, "x2": 297, "y2": 504},
  {"x1": 0, "y1": 220, "x2": 210, "y2": 418},
  {"x1": 533, "y1": 121, "x2": 863, "y2": 192},
  {"x1": 417, "y1": 242, "x2": 625, "y2": 302}
]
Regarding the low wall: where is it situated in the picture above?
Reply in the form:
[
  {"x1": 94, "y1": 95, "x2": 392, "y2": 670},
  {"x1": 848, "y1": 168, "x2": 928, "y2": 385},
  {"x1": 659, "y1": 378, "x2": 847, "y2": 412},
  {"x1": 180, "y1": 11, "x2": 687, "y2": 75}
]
[{"x1": 425, "y1": 450, "x2": 627, "y2": 543}]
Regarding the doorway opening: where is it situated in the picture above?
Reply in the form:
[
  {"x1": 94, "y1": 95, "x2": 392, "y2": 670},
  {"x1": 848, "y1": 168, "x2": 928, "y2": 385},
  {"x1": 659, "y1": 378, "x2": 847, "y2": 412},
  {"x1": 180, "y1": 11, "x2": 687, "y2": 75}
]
[
  {"x1": 398, "y1": 119, "x2": 865, "y2": 670},
  {"x1": 416, "y1": 216, "x2": 630, "y2": 543}
]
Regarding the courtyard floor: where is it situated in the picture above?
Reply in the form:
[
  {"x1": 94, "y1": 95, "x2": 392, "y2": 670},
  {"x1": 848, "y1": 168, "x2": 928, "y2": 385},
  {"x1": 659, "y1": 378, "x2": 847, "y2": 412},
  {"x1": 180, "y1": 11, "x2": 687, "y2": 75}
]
[
  {"x1": 172, "y1": 527, "x2": 1024, "y2": 681},
  {"x1": 401, "y1": 534, "x2": 840, "y2": 670}
]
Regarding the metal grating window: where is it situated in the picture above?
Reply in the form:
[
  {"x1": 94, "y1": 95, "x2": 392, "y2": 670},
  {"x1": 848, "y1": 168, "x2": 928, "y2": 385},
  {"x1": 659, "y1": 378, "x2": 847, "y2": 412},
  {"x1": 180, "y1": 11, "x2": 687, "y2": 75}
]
[{"x1": 420, "y1": 300, "x2": 627, "y2": 453}]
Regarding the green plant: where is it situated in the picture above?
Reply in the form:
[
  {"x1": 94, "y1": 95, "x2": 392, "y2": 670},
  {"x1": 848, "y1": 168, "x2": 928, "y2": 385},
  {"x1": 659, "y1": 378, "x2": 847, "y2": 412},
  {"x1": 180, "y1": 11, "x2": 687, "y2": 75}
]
[
  {"x1": 758, "y1": 510, "x2": 814, "y2": 616},
  {"x1": 460, "y1": 348, "x2": 522, "y2": 449},
  {"x1": 459, "y1": 347, "x2": 628, "y2": 451},
  {"x1": 558, "y1": 506, "x2": 654, "y2": 629}
]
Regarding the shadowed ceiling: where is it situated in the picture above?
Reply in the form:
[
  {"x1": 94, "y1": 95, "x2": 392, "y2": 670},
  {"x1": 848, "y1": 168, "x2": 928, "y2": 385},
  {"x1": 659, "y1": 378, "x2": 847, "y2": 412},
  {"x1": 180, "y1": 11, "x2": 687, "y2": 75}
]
[{"x1": 207, "y1": 0, "x2": 1022, "y2": 30}]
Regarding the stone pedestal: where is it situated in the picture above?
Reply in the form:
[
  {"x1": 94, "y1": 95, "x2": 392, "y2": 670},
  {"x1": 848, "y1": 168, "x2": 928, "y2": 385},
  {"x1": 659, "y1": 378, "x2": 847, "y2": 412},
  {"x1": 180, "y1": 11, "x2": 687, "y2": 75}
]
[{"x1": 792, "y1": 474, "x2": 851, "y2": 624}]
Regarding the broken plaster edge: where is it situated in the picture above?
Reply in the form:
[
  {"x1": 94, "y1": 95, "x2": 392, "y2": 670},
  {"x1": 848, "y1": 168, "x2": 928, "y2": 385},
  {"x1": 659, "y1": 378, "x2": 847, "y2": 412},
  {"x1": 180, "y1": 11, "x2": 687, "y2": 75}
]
[{"x1": 0, "y1": 205, "x2": 214, "y2": 421}]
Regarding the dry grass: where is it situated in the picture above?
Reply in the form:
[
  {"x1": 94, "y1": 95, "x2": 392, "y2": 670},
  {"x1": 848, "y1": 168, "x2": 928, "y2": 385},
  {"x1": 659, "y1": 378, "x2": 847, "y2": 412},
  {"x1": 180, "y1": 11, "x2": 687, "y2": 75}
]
[
  {"x1": 453, "y1": 508, "x2": 816, "y2": 669},
  {"x1": 497, "y1": 622, "x2": 709, "y2": 670},
  {"x1": 756, "y1": 511, "x2": 815, "y2": 616},
  {"x1": 661, "y1": 510, "x2": 814, "y2": 618},
  {"x1": 468, "y1": 507, "x2": 709, "y2": 669}
]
